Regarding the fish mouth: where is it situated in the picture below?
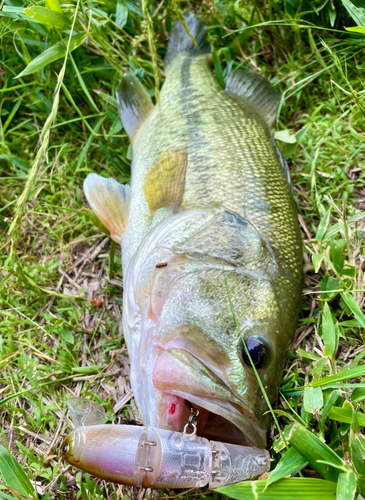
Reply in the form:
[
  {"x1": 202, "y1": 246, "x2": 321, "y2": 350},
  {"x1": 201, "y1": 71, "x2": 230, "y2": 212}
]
[{"x1": 152, "y1": 348, "x2": 267, "y2": 448}]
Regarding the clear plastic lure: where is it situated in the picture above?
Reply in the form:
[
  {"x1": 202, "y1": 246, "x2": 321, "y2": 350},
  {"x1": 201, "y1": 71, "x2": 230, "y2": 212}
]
[{"x1": 61, "y1": 398, "x2": 270, "y2": 489}]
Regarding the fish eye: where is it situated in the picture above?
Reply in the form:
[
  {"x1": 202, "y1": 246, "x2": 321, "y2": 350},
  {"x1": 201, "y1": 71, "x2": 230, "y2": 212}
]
[
  {"x1": 241, "y1": 337, "x2": 268, "y2": 369},
  {"x1": 61, "y1": 443, "x2": 68, "y2": 454}
]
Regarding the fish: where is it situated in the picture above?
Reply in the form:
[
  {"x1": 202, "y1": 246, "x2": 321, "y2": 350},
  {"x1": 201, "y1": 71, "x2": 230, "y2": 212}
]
[{"x1": 81, "y1": 13, "x2": 302, "y2": 455}]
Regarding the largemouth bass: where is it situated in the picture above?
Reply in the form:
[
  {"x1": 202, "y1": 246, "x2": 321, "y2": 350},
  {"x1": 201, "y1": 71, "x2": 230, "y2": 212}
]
[{"x1": 83, "y1": 14, "x2": 302, "y2": 451}]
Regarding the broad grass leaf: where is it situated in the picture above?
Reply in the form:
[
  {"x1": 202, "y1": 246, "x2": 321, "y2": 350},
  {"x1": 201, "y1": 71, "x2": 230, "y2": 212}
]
[
  {"x1": 72, "y1": 365, "x2": 105, "y2": 374},
  {"x1": 0, "y1": 446, "x2": 36, "y2": 499},
  {"x1": 329, "y1": 239, "x2": 345, "y2": 274},
  {"x1": 272, "y1": 423, "x2": 294, "y2": 453},
  {"x1": 116, "y1": 1, "x2": 128, "y2": 27},
  {"x1": 336, "y1": 471, "x2": 356, "y2": 500},
  {"x1": 341, "y1": 292, "x2": 365, "y2": 327},
  {"x1": 218, "y1": 477, "x2": 337, "y2": 499},
  {"x1": 24, "y1": 7, "x2": 71, "y2": 29},
  {"x1": 58, "y1": 326, "x2": 73, "y2": 344},
  {"x1": 289, "y1": 422, "x2": 344, "y2": 482},
  {"x1": 16, "y1": 33, "x2": 87, "y2": 79},
  {"x1": 342, "y1": 0, "x2": 365, "y2": 26},
  {"x1": 345, "y1": 26, "x2": 365, "y2": 33},
  {"x1": 311, "y1": 364, "x2": 365, "y2": 387},
  {"x1": 0, "y1": 492, "x2": 26, "y2": 500},
  {"x1": 319, "y1": 389, "x2": 340, "y2": 433},
  {"x1": 329, "y1": 8, "x2": 336, "y2": 26},
  {"x1": 313, "y1": 253, "x2": 325, "y2": 272},
  {"x1": 303, "y1": 386, "x2": 323, "y2": 414},
  {"x1": 328, "y1": 406, "x2": 365, "y2": 426},
  {"x1": 45, "y1": 0, "x2": 62, "y2": 13},
  {"x1": 110, "y1": 115, "x2": 122, "y2": 135},
  {"x1": 274, "y1": 129, "x2": 296, "y2": 143},
  {"x1": 351, "y1": 386, "x2": 365, "y2": 404},
  {"x1": 1, "y1": 6, "x2": 24, "y2": 13},
  {"x1": 342, "y1": 264, "x2": 355, "y2": 278},
  {"x1": 266, "y1": 447, "x2": 307, "y2": 487},
  {"x1": 18, "y1": 35, "x2": 32, "y2": 65},
  {"x1": 315, "y1": 208, "x2": 331, "y2": 242},
  {"x1": 349, "y1": 431, "x2": 365, "y2": 496},
  {"x1": 321, "y1": 302, "x2": 337, "y2": 357}
]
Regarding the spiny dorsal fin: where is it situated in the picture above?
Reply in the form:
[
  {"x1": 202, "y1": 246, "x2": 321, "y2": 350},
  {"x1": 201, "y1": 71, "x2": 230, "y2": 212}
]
[
  {"x1": 84, "y1": 173, "x2": 130, "y2": 244},
  {"x1": 143, "y1": 146, "x2": 187, "y2": 214},
  {"x1": 225, "y1": 69, "x2": 280, "y2": 128},
  {"x1": 116, "y1": 74, "x2": 154, "y2": 142},
  {"x1": 165, "y1": 13, "x2": 210, "y2": 67}
]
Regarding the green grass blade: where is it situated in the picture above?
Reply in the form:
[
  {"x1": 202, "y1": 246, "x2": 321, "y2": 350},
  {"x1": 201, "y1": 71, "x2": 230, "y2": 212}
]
[
  {"x1": 341, "y1": 292, "x2": 365, "y2": 327},
  {"x1": 319, "y1": 389, "x2": 341, "y2": 433},
  {"x1": 212, "y1": 48, "x2": 225, "y2": 89},
  {"x1": 16, "y1": 32, "x2": 86, "y2": 78},
  {"x1": 328, "y1": 406, "x2": 365, "y2": 426},
  {"x1": 0, "y1": 492, "x2": 27, "y2": 500},
  {"x1": 23, "y1": 6, "x2": 71, "y2": 29},
  {"x1": 289, "y1": 422, "x2": 345, "y2": 481},
  {"x1": 342, "y1": 0, "x2": 365, "y2": 26},
  {"x1": 283, "y1": 365, "x2": 365, "y2": 395},
  {"x1": 70, "y1": 53, "x2": 99, "y2": 113},
  {"x1": 336, "y1": 471, "x2": 357, "y2": 500},
  {"x1": 2, "y1": 98, "x2": 23, "y2": 134},
  {"x1": 218, "y1": 478, "x2": 337, "y2": 499},
  {"x1": 45, "y1": 0, "x2": 62, "y2": 13},
  {"x1": 303, "y1": 386, "x2": 324, "y2": 414},
  {"x1": 0, "y1": 446, "x2": 37, "y2": 499},
  {"x1": 311, "y1": 365, "x2": 365, "y2": 386},
  {"x1": 321, "y1": 302, "x2": 337, "y2": 357},
  {"x1": 116, "y1": 1, "x2": 128, "y2": 27},
  {"x1": 266, "y1": 447, "x2": 307, "y2": 487},
  {"x1": 76, "y1": 116, "x2": 105, "y2": 166}
]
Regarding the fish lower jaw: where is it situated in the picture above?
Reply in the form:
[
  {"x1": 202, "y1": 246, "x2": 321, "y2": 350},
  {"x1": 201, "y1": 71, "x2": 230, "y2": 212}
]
[{"x1": 157, "y1": 392, "x2": 266, "y2": 448}]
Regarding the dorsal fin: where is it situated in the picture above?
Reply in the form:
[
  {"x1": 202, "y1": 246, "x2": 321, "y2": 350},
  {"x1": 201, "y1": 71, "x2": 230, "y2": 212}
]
[
  {"x1": 116, "y1": 74, "x2": 154, "y2": 142},
  {"x1": 84, "y1": 173, "x2": 130, "y2": 244},
  {"x1": 143, "y1": 146, "x2": 187, "y2": 215},
  {"x1": 165, "y1": 13, "x2": 210, "y2": 67},
  {"x1": 225, "y1": 69, "x2": 280, "y2": 127}
]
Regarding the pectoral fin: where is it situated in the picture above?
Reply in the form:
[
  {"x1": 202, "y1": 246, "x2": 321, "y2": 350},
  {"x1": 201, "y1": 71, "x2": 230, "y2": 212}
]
[
  {"x1": 84, "y1": 173, "x2": 130, "y2": 244},
  {"x1": 143, "y1": 146, "x2": 188, "y2": 215},
  {"x1": 116, "y1": 74, "x2": 154, "y2": 142}
]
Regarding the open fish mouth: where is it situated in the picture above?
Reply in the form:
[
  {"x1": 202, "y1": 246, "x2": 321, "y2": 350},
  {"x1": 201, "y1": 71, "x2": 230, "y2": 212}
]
[{"x1": 152, "y1": 348, "x2": 267, "y2": 448}]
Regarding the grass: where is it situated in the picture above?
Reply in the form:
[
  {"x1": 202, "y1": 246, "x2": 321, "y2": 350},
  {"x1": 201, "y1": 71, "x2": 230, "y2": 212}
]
[{"x1": 1, "y1": 0, "x2": 365, "y2": 499}]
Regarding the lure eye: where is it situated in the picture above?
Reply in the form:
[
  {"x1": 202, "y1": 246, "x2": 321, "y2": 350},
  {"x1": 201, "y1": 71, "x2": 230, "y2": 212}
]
[
  {"x1": 242, "y1": 337, "x2": 267, "y2": 369},
  {"x1": 62, "y1": 443, "x2": 68, "y2": 454}
]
